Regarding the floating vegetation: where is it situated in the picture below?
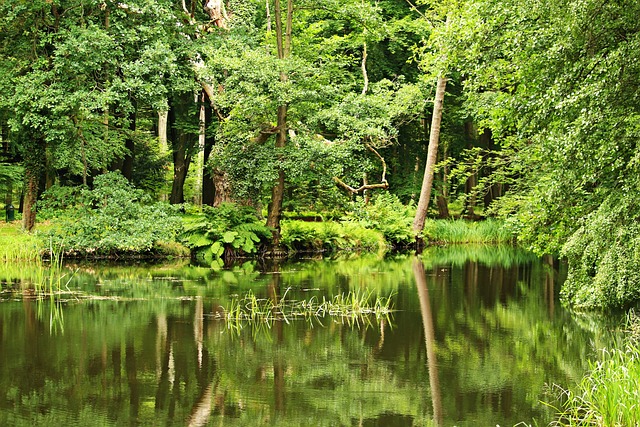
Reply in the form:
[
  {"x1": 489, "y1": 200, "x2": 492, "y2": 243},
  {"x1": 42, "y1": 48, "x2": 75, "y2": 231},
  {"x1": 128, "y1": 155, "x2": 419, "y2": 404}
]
[{"x1": 211, "y1": 288, "x2": 394, "y2": 331}]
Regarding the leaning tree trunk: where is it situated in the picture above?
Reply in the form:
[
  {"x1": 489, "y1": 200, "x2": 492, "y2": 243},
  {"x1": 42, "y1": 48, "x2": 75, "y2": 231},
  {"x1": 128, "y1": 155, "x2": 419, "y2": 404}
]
[{"x1": 412, "y1": 75, "x2": 447, "y2": 237}]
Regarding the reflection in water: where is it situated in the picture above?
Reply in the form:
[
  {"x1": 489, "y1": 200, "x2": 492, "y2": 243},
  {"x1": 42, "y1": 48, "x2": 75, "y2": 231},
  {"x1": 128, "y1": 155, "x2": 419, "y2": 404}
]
[
  {"x1": 413, "y1": 257, "x2": 443, "y2": 426},
  {"x1": 0, "y1": 248, "x2": 621, "y2": 426}
]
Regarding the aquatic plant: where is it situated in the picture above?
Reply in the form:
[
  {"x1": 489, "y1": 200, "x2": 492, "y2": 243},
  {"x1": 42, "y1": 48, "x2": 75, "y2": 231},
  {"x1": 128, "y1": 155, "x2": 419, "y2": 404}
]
[{"x1": 215, "y1": 288, "x2": 394, "y2": 331}]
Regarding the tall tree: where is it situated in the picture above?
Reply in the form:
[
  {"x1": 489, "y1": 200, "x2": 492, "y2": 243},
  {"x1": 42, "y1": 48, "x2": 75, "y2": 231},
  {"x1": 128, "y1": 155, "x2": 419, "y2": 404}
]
[
  {"x1": 412, "y1": 75, "x2": 446, "y2": 236},
  {"x1": 265, "y1": 0, "x2": 293, "y2": 246}
]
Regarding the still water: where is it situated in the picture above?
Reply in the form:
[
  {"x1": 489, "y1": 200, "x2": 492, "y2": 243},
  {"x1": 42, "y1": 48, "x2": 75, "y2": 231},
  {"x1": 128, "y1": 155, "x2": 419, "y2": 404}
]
[{"x1": 0, "y1": 246, "x2": 619, "y2": 426}]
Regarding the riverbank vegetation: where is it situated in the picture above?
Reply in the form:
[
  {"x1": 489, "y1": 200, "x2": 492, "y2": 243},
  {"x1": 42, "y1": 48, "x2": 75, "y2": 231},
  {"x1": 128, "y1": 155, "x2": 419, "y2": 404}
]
[
  {"x1": 2, "y1": 0, "x2": 640, "y2": 311},
  {"x1": 552, "y1": 312, "x2": 640, "y2": 426}
]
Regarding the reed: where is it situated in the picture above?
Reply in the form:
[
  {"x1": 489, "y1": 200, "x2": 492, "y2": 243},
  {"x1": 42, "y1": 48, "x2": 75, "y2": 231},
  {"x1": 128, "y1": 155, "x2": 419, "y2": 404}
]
[{"x1": 216, "y1": 288, "x2": 394, "y2": 331}]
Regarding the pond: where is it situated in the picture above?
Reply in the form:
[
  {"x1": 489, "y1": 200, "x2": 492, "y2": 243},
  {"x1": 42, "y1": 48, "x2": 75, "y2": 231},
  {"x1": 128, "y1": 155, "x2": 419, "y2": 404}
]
[{"x1": 0, "y1": 246, "x2": 620, "y2": 426}]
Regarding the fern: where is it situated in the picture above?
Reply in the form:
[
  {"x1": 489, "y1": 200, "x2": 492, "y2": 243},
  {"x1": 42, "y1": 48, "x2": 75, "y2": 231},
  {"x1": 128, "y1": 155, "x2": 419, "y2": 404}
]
[{"x1": 180, "y1": 204, "x2": 272, "y2": 259}]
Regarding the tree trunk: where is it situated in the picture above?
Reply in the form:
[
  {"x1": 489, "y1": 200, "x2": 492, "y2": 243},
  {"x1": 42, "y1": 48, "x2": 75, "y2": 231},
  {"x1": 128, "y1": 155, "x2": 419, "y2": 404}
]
[
  {"x1": 436, "y1": 140, "x2": 449, "y2": 218},
  {"x1": 212, "y1": 168, "x2": 232, "y2": 206},
  {"x1": 481, "y1": 129, "x2": 502, "y2": 210},
  {"x1": 122, "y1": 99, "x2": 136, "y2": 181},
  {"x1": 22, "y1": 169, "x2": 38, "y2": 232},
  {"x1": 168, "y1": 97, "x2": 195, "y2": 205},
  {"x1": 463, "y1": 172, "x2": 477, "y2": 219},
  {"x1": 265, "y1": 0, "x2": 292, "y2": 247},
  {"x1": 158, "y1": 111, "x2": 168, "y2": 153},
  {"x1": 265, "y1": 104, "x2": 287, "y2": 243},
  {"x1": 412, "y1": 75, "x2": 447, "y2": 236},
  {"x1": 202, "y1": 101, "x2": 215, "y2": 206}
]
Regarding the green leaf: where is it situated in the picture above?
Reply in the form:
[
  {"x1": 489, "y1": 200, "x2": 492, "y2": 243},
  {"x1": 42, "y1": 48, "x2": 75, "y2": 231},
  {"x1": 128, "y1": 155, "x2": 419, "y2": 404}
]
[
  {"x1": 211, "y1": 241, "x2": 224, "y2": 258},
  {"x1": 222, "y1": 231, "x2": 238, "y2": 244}
]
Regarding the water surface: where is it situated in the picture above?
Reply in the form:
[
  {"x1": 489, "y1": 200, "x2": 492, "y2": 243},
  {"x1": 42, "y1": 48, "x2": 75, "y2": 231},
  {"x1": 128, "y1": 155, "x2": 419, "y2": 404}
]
[{"x1": 0, "y1": 246, "x2": 618, "y2": 426}]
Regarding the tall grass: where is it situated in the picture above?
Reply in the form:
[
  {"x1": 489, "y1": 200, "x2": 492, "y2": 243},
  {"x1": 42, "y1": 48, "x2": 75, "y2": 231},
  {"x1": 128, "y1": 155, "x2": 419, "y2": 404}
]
[
  {"x1": 423, "y1": 218, "x2": 514, "y2": 244},
  {"x1": 551, "y1": 312, "x2": 640, "y2": 426},
  {"x1": 0, "y1": 223, "x2": 43, "y2": 261}
]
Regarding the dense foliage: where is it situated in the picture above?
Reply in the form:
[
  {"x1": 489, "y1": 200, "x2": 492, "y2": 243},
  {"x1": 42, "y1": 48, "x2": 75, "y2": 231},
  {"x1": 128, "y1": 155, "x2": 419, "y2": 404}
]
[
  {"x1": 1, "y1": 0, "x2": 639, "y2": 308},
  {"x1": 46, "y1": 172, "x2": 182, "y2": 256}
]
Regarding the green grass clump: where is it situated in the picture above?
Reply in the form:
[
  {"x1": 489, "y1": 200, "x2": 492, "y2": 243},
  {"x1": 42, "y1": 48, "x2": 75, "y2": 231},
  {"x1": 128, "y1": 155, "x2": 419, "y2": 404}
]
[
  {"x1": 423, "y1": 218, "x2": 514, "y2": 244},
  {"x1": 217, "y1": 288, "x2": 394, "y2": 331},
  {"x1": 0, "y1": 222, "x2": 44, "y2": 261},
  {"x1": 552, "y1": 313, "x2": 640, "y2": 426}
]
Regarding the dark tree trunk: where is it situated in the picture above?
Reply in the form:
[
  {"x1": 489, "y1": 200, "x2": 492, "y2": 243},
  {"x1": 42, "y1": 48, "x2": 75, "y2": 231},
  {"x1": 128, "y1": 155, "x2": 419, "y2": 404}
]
[
  {"x1": 481, "y1": 129, "x2": 502, "y2": 210},
  {"x1": 202, "y1": 101, "x2": 215, "y2": 206},
  {"x1": 436, "y1": 140, "x2": 450, "y2": 218},
  {"x1": 22, "y1": 169, "x2": 38, "y2": 232},
  {"x1": 168, "y1": 94, "x2": 198, "y2": 205},
  {"x1": 212, "y1": 168, "x2": 231, "y2": 207},
  {"x1": 265, "y1": 104, "x2": 287, "y2": 245},
  {"x1": 121, "y1": 99, "x2": 136, "y2": 181}
]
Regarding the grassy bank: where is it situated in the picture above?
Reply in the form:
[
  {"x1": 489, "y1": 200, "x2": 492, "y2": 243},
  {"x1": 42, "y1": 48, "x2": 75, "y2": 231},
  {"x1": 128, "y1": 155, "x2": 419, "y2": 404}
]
[
  {"x1": 423, "y1": 217, "x2": 515, "y2": 244},
  {"x1": 0, "y1": 222, "x2": 45, "y2": 262},
  {"x1": 553, "y1": 313, "x2": 640, "y2": 425}
]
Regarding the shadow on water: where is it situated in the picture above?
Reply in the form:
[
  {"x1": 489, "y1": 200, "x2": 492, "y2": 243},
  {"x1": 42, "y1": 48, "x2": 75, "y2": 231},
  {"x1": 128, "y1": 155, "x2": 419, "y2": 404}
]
[{"x1": 0, "y1": 245, "x2": 623, "y2": 426}]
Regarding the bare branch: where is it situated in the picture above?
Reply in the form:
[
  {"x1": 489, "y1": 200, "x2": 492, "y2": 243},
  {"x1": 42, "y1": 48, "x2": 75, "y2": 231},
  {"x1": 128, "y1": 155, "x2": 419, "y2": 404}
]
[{"x1": 333, "y1": 144, "x2": 389, "y2": 195}]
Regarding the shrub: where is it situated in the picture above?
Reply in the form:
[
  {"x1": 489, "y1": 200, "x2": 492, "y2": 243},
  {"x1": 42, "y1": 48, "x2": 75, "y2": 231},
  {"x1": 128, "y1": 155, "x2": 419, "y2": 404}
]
[
  {"x1": 181, "y1": 203, "x2": 272, "y2": 261},
  {"x1": 281, "y1": 220, "x2": 386, "y2": 254},
  {"x1": 38, "y1": 184, "x2": 89, "y2": 220},
  {"x1": 342, "y1": 193, "x2": 414, "y2": 247},
  {"x1": 49, "y1": 172, "x2": 183, "y2": 256}
]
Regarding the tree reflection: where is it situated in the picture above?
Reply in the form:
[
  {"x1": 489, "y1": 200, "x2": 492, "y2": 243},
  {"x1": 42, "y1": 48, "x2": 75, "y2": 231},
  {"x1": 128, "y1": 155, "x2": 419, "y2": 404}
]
[{"x1": 413, "y1": 257, "x2": 443, "y2": 426}]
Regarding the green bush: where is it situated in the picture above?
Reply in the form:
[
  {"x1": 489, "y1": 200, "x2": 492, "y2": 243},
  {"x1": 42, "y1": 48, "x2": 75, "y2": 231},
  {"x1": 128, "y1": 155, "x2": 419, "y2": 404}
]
[
  {"x1": 281, "y1": 220, "x2": 386, "y2": 254},
  {"x1": 38, "y1": 184, "x2": 89, "y2": 220},
  {"x1": 342, "y1": 193, "x2": 414, "y2": 247},
  {"x1": 181, "y1": 203, "x2": 272, "y2": 261},
  {"x1": 49, "y1": 172, "x2": 183, "y2": 256}
]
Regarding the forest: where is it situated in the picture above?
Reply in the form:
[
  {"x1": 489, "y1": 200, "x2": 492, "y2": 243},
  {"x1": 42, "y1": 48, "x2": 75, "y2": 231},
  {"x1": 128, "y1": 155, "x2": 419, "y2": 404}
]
[{"x1": 1, "y1": 0, "x2": 640, "y2": 311}]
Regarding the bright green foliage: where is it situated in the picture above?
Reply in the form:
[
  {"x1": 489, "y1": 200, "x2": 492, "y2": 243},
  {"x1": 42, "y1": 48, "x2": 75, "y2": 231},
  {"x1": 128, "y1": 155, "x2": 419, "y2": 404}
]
[
  {"x1": 181, "y1": 203, "x2": 272, "y2": 260},
  {"x1": 343, "y1": 193, "x2": 415, "y2": 247},
  {"x1": 281, "y1": 219, "x2": 386, "y2": 254},
  {"x1": 48, "y1": 172, "x2": 182, "y2": 255},
  {"x1": 422, "y1": 218, "x2": 514, "y2": 244},
  {"x1": 561, "y1": 197, "x2": 640, "y2": 310},
  {"x1": 201, "y1": 0, "x2": 426, "y2": 208},
  {"x1": 38, "y1": 185, "x2": 88, "y2": 220},
  {"x1": 446, "y1": 0, "x2": 640, "y2": 308}
]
